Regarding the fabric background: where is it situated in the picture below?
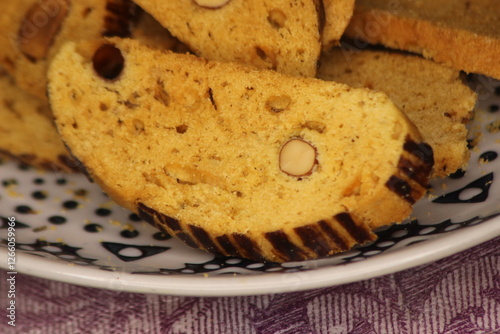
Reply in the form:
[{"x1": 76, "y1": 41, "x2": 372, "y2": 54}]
[{"x1": 1, "y1": 236, "x2": 499, "y2": 334}]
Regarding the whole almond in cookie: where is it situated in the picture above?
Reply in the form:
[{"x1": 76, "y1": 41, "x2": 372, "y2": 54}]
[
  {"x1": 279, "y1": 138, "x2": 317, "y2": 177},
  {"x1": 193, "y1": 0, "x2": 231, "y2": 9}
]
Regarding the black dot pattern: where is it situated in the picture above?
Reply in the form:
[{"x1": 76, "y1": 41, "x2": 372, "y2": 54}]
[
  {"x1": 479, "y1": 151, "x2": 498, "y2": 163},
  {"x1": 32, "y1": 191, "x2": 48, "y2": 200},
  {"x1": 153, "y1": 232, "x2": 171, "y2": 241},
  {"x1": 129, "y1": 213, "x2": 142, "y2": 222},
  {"x1": 15, "y1": 205, "x2": 35, "y2": 214},
  {"x1": 96, "y1": 208, "x2": 112, "y2": 216},
  {"x1": 2, "y1": 179, "x2": 17, "y2": 187},
  {"x1": 62, "y1": 200, "x2": 79, "y2": 210},
  {"x1": 120, "y1": 229, "x2": 139, "y2": 238},
  {"x1": 84, "y1": 223, "x2": 103, "y2": 233},
  {"x1": 448, "y1": 169, "x2": 466, "y2": 179},
  {"x1": 33, "y1": 178, "x2": 44, "y2": 185},
  {"x1": 56, "y1": 178, "x2": 67, "y2": 185},
  {"x1": 48, "y1": 216, "x2": 67, "y2": 225}
]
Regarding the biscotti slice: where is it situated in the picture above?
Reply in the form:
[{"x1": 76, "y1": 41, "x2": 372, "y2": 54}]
[
  {"x1": 318, "y1": 48, "x2": 477, "y2": 177},
  {"x1": 321, "y1": 0, "x2": 355, "y2": 50},
  {"x1": 48, "y1": 38, "x2": 433, "y2": 262},
  {"x1": 344, "y1": 0, "x2": 500, "y2": 79},
  {"x1": 0, "y1": 69, "x2": 75, "y2": 172},
  {"x1": 0, "y1": 0, "x2": 178, "y2": 100},
  {"x1": 0, "y1": 0, "x2": 139, "y2": 100},
  {"x1": 132, "y1": 0, "x2": 321, "y2": 77}
]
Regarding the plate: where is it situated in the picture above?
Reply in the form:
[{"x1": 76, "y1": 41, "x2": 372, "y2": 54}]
[{"x1": 1, "y1": 76, "x2": 500, "y2": 296}]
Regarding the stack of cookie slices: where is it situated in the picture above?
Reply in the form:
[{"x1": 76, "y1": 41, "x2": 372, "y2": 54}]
[{"x1": 1, "y1": 0, "x2": 496, "y2": 263}]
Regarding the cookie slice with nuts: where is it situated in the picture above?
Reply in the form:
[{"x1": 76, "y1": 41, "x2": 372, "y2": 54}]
[
  {"x1": 132, "y1": 0, "x2": 322, "y2": 77},
  {"x1": 48, "y1": 38, "x2": 433, "y2": 263},
  {"x1": 0, "y1": 68, "x2": 76, "y2": 173},
  {"x1": 318, "y1": 48, "x2": 477, "y2": 177},
  {"x1": 0, "y1": 0, "x2": 180, "y2": 101}
]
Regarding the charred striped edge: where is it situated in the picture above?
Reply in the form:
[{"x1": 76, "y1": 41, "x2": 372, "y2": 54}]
[
  {"x1": 102, "y1": 0, "x2": 138, "y2": 38},
  {"x1": 61, "y1": 143, "x2": 94, "y2": 181},
  {"x1": 272, "y1": 213, "x2": 376, "y2": 262},
  {"x1": 386, "y1": 136, "x2": 434, "y2": 204},
  {"x1": 137, "y1": 202, "x2": 198, "y2": 249},
  {"x1": 136, "y1": 202, "x2": 375, "y2": 263},
  {"x1": 0, "y1": 149, "x2": 77, "y2": 173}
]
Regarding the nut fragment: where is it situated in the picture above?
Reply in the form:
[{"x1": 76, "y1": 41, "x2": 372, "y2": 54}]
[
  {"x1": 266, "y1": 95, "x2": 291, "y2": 113},
  {"x1": 18, "y1": 0, "x2": 70, "y2": 62},
  {"x1": 279, "y1": 138, "x2": 317, "y2": 177},
  {"x1": 267, "y1": 9, "x2": 287, "y2": 29},
  {"x1": 193, "y1": 0, "x2": 231, "y2": 9}
]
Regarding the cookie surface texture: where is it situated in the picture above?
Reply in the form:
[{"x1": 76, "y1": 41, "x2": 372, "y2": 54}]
[
  {"x1": 318, "y1": 48, "x2": 477, "y2": 177},
  {"x1": 321, "y1": 0, "x2": 355, "y2": 50},
  {"x1": 48, "y1": 38, "x2": 433, "y2": 262},
  {"x1": 0, "y1": 69, "x2": 75, "y2": 172},
  {"x1": 133, "y1": 0, "x2": 321, "y2": 77},
  {"x1": 344, "y1": 0, "x2": 500, "y2": 79}
]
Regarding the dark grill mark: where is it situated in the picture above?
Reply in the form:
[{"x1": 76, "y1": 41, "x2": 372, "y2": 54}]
[
  {"x1": 188, "y1": 224, "x2": 222, "y2": 254},
  {"x1": 62, "y1": 143, "x2": 94, "y2": 182},
  {"x1": 265, "y1": 231, "x2": 308, "y2": 262},
  {"x1": 175, "y1": 232, "x2": 199, "y2": 249},
  {"x1": 318, "y1": 220, "x2": 348, "y2": 250},
  {"x1": 386, "y1": 175, "x2": 415, "y2": 204},
  {"x1": 156, "y1": 211, "x2": 182, "y2": 232},
  {"x1": 103, "y1": 0, "x2": 137, "y2": 37},
  {"x1": 403, "y1": 139, "x2": 434, "y2": 167},
  {"x1": 232, "y1": 234, "x2": 267, "y2": 263},
  {"x1": 294, "y1": 225, "x2": 331, "y2": 257},
  {"x1": 335, "y1": 213, "x2": 374, "y2": 244},
  {"x1": 215, "y1": 235, "x2": 239, "y2": 257},
  {"x1": 137, "y1": 202, "x2": 182, "y2": 233},
  {"x1": 137, "y1": 202, "x2": 156, "y2": 226},
  {"x1": 397, "y1": 156, "x2": 429, "y2": 187},
  {"x1": 58, "y1": 154, "x2": 80, "y2": 172}
]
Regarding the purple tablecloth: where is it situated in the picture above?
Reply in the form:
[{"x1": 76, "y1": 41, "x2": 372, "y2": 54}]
[{"x1": 1, "y1": 236, "x2": 499, "y2": 334}]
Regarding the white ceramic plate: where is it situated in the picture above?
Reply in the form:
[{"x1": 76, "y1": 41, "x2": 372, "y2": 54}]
[{"x1": 1, "y1": 76, "x2": 499, "y2": 296}]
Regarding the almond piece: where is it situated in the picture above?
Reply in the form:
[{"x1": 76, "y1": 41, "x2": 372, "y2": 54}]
[
  {"x1": 193, "y1": 0, "x2": 231, "y2": 9},
  {"x1": 279, "y1": 138, "x2": 317, "y2": 177}
]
